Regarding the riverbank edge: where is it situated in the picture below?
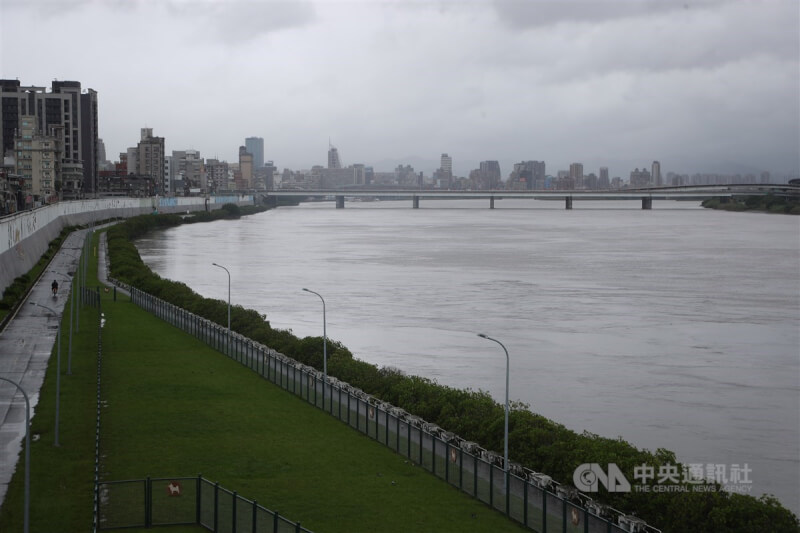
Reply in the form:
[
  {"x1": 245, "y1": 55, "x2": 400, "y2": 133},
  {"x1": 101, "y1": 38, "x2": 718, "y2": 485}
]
[
  {"x1": 701, "y1": 195, "x2": 800, "y2": 214},
  {"x1": 108, "y1": 210, "x2": 798, "y2": 532}
]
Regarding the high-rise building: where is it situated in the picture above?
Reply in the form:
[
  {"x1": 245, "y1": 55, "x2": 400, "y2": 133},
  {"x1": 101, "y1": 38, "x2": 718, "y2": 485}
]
[
  {"x1": 171, "y1": 149, "x2": 204, "y2": 194},
  {"x1": 137, "y1": 128, "x2": 166, "y2": 194},
  {"x1": 470, "y1": 160, "x2": 501, "y2": 190},
  {"x1": 599, "y1": 167, "x2": 610, "y2": 189},
  {"x1": 328, "y1": 142, "x2": 342, "y2": 169},
  {"x1": 441, "y1": 153, "x2": 452, "y2": 177},
  {"x1": 0, "y1": 79, "x2": 98, "y2": 196},
  {"x1": 569, "y1": 163, "x2": 584, "y2": 189},
  {"x1": 13, "y1": 116, "x2": 60, "y2": 203},
  {"x1": 652, "y1": 161, "x2": 662, "y2": 187},
  {"x1": 245, "y1": 137, "x2": 264, "y2": 170},
  {"x1": 630, "y1": 167, "x2": 652, "y2": 188},
  {"x1": 239, "y1": 146, "x2": 253, "y2": 188},
  {"x1": 435, "y1": 153, "x2": 454, "y2": 188},
  {"x1": 532, "y1": 161, "x2": 546, "y2": 189},
  {"x1": 206, "y1": 158, "x2": 230, "y2": 192}
]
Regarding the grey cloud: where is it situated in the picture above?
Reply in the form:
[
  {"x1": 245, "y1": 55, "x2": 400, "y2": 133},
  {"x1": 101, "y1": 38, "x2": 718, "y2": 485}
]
[
  {"x1": 480, "y1": 1, "x2": 798, "y2": 80},
  {"x1": 164, "y1": 0, "x2": 316, "y2": 44},
  {"x1": 491, "y1": 0, "x2": 729, "y2": 29}
]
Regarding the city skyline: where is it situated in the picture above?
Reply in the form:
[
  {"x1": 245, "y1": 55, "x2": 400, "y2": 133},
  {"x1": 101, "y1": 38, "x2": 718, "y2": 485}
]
[{"x1": 1, "y1": 1, "x2": 798, "y2": 179}]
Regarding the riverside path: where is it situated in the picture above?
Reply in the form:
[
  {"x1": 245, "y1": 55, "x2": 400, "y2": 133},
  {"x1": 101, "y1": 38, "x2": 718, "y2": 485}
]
[{"x1": 0, "y1": 229, "x2": 88, "y2": 506}]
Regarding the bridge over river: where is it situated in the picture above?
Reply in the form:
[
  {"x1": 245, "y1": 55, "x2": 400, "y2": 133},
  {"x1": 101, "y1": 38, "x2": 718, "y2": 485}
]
[{"x1": 263, "y1": 183, "x2": 799, "y2": 209}]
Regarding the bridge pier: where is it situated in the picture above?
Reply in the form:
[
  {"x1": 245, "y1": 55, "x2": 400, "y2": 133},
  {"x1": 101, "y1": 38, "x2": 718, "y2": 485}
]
[
  {"x1": 336, "y1": 196, "x2": 345, "y2": 209},
  {"x1": 565, "y1": 196, "x2": 573, "y2": 210},
  {"x1": 490, "y1": 197, "x2": 495, "y2": 209},
  {"x1": 641, "y1": 197, "x2": 652, "y2": 210},
  {"x1": 412, "y1": 195, "x2": 419, "y2": 209}
]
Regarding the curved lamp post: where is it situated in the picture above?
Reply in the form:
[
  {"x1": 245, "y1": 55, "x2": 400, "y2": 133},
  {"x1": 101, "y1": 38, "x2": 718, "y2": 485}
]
[
  {"x1": 478, "y1": 333, "x2": 510, "y2": 513},
  {"x1": 302, "y1": 288, "x2": 327, "y2": 410},
  {"x1": 211, "y1": 263, "x2": 231, "y2": 355},
  {"x1": 0, "y1": 377, "x2": 30, "y2": 533},
  {"x1": 30, "y1": 301, "x2": 61, "y2": 446}
]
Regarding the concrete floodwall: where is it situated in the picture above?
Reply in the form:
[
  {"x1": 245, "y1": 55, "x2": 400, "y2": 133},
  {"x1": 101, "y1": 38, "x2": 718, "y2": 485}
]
[{"x1": 0, "y1": 195, "x2": 253, "y2": 296}]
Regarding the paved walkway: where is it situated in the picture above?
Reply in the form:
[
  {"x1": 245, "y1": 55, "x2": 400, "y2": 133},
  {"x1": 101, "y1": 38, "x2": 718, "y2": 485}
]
[{"x1": 0, "y1": 229, "x2": 88, "y2": 506}]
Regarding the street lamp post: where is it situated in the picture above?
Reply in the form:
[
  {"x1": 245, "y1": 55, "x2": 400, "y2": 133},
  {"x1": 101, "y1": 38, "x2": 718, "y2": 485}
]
[
  {"x1": 302, "y1": 288, "x2": 327, "y2": 409},
  {"x1": 0, "y1": 377, "x2": 30, "y2": 533},
  {"x1": 30, "y1": 302, "x2": 61, "y2": 446},
  {"x1": 211, "y1": 263, "x2": 231, "y2": 355},
  {"x1": 478, "y1": 333, "x2": 510, "y2": 514}
]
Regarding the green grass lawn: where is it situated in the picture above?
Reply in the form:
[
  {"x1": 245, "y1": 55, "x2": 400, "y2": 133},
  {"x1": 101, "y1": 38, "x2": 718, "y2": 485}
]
[{"x1": 1, "y1": 229, "x2": 528, "y2": 532}]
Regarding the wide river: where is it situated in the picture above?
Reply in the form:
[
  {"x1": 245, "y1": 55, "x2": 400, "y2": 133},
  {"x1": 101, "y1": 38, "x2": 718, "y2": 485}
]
[{"x1": 135, "y1": 198, "x2": 800, "y2": 512}]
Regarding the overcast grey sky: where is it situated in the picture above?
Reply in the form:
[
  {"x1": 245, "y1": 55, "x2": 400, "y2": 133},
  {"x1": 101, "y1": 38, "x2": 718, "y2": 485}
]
[{"x1": 1, "y1": 0, "x2": 798, "y2": 178}]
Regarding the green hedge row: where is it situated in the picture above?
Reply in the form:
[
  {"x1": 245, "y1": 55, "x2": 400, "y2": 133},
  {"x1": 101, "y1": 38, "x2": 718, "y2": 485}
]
[{"x1": 106, "y1": 209, "x2": 799, "y2": 533}]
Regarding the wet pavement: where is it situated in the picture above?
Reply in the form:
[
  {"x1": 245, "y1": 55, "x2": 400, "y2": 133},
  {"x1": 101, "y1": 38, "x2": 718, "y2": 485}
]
[{"x1": 0, "y1": 229, "x2": 88, "y2": 506}]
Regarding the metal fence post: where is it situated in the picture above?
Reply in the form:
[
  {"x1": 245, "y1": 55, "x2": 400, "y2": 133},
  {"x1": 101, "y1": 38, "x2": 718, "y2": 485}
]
[
  {"x1": 273, "y1": 511, "x2": 279, "y2": 533},
  {"x1": 459, "y1": 447, "x2": 463, "y2": 490},
  {"x1": 489, "y1": 467, "x2": 494, "y2": 509},
  {"x1": 196, "y1": 474, "x2": 202, "y2": 525},
  {"x1": 214, "y1": 482, "x2": 219, "y2": 532},
  {"x1": 232, "y1": 491, "x2": 237, "y2": 533},
  {"x1": 432, "y1": 435, "x2": 436, "y2": 474},
  {"x1": 252, "y1": 500, "x2": 258, "y2": 533},
  {"x1": 473, "y1": 455, "x2": 478, "y2": 498},
  {"x1": 419, "y1": 426, "x2": 423, "y2": 464},
  {"x1": 145, "y1": 477, "x2": 152, "y2": 528},
  {"x1": 445, "y1": 442, "x2": 449, "y2": 483},
  {"x1": 542, "y1": 487, "x2": 547, "y2": 532},
  {"x1": 524, "y1": 480, "x2": 528, "y2": 527},
  {"x1": 407, "y1": 419, "x2": 411, "y2": 458}
]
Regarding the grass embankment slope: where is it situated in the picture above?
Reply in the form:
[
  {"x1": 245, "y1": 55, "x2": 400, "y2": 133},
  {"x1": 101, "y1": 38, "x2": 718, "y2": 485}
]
[
  {"x1": 102, "y1": 298, "x2": 524, "y2": 533},
  {"x1": 0, "y1": 229, "x2": 525, "y2": 532}
]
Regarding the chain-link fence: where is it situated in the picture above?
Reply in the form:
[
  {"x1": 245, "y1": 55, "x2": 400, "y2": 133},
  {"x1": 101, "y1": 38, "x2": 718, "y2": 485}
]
[
  {"x1": 124, "y1": 286, "x2": 657, "y2": 533},
  {"x1": 97, "y1": 475, "x2": 311, "y2": 532}
]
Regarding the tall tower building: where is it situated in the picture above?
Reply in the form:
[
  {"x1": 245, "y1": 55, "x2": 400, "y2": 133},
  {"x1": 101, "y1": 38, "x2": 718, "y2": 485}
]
[
  {"x1": 245, "y1": 137, "x2": 264, "y2": 170},
  {"x1": 239, "y1": 146, "x2": 253, "y2": 188},
  {"x1": 569, "y1": 163, "x2": 584, "y2": 189},
  {"x1": 652, "y1": 161, "x2": 662, "y2": 187},
  {"x1": 328, "y1": 142, "x2": 341, "y2": 169},
  {"x1": 599, "y1": 167, "x2": 610, "y2": 189},
  {"x1": 440, "y1": 153, "x2": 452, "y2": 177},
  {"x1": 13, "y1": 116, "x2": 60, "y2": 202},
  {"x1": 0, "y1": 79, "x2": 98, "y2": 196},
  {"x1": 137, "y1": 128, "x2": 166, "y2": 194},
  {"x1": 532, "y1": 161, "x2": 546, "y2": 189}
]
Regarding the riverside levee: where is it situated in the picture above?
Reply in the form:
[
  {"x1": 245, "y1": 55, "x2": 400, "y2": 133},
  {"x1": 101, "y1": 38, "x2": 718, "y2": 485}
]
[{"x1": 118, "y1": 281, "x2": 648, "y2": 533}]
